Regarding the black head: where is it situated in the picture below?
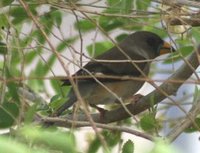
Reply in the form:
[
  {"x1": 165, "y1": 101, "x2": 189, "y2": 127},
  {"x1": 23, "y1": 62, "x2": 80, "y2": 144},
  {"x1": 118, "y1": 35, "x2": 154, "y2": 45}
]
[{"x1": 130, "y1": 31, "x2": 175, "y2": 58}]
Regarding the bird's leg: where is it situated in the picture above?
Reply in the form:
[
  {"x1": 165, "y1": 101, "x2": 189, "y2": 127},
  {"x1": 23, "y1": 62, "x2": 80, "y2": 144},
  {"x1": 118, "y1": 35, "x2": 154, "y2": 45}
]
[
  {"x1": 131, "y1": 94, "x2": 144, "y2": 103},
  {"x1": 90, "y1": 104, "x2": 107, "y2": 120}
]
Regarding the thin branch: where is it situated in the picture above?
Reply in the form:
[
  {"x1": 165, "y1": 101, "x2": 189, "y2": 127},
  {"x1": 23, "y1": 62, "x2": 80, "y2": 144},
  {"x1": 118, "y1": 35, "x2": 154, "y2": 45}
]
[
  {"x1": 169, "y1": 18, "x2": 200, "y2": 26},
  {"x1": 42, "y1": 117, "x2": 154, "y2": 141},
  {"x1": 153, "y1": 0, "x2": 200, "y2": 8},
  {"x1": 167, "y1": 97, "x2": 200, "y2": 142},
  {"x1": 19, "y1": 0, "x2": 109, "y2": 150}
]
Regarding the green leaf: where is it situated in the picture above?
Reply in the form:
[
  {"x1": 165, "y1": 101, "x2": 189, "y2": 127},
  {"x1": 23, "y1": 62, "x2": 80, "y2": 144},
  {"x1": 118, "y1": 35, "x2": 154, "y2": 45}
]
[
  {"x1": 192, "y1": 28, "x2": 200, "y2": 42},
  {"x1": 185, "y1": 117, "x2": 200, "y2": 133},
  {"x1": 50, "y1": 10, "x2": 62, "y2": 26},
  {"x1": 103, "y1": 130, "x2": 121, "y2": 147},
  {"x1": 135, "y1": 0, "x2": 151, "y2": 10},
  {"x1": 87, "y1": 137, "x2": 101, "y2": 153},
  {"x1": 86, "y1": 41, "x2": 113, "y2": 57},
  {"x1": 0, "y1": 98, "x2": 19, "y2": 128},
  {"x1": 0, "y1": 0, "x2": 14, "y2": 8},
  {"x1": 87, "y1": 130, "x2": 121, "y2": 153},
  {"x1": 50, "y1": 79, "x2": 62, "y2": 94},
  {"x1": 32, "y1": 54, "x2": 56, "y2": 78},
  {"x1": 56, "y1": 37, "x2": 78, "y2": 52},
  {"x1": 0, "y1": 136, "x2": 34, "y2": 153},
  {"x1": 106, "y1": 0, "x2": 132, "y2": 14},
  {"x1": 10, "y1": 6, "x2": 37, "y2": 24},
  {"x1": 164, "y1": 46, "x2": 193, "y2": 64},
  {"x1": 49, "y1": 94, "x2": 67, "y2": 110},
  {"x1": 115, "y1": 33, "x2": 129, "y2": 42},
  {"x1": 39, "y1": 15, "x2": 53, "y2": 35},
  {"x1": 0, "y1": 42, "x2": 7, "y2": 55},
  {"x1": 0, "y1": 14, "x2": 9, "y2": 29},
  {"x1": 25, "y1": 50, "x2": 38, "y2": 65},
  {"x1": 74, "y1": 19, "x2": 96, "y2": 32},
  {"x1": 99, "y1": 16, "x2": 124, "y2": 32},
  {"x1": 24, "y1": 104, "x2": 38, "y2": 124},
  {"x1": 5, "y1": 67, "x2": 20, "y2": 103},
  {"x1": 150, "y1": 139, "x2": 180, "y2": 153},
  {"x1": 140, "y1": 114, "x2": 157, "y2": 131},
  {"x1": 121, "y1": 0, "x2": 133, "y2": 14},
  {"x1": 21, "y1": 126, "x2": 76, "y2": 153},
  {"x1": 122, "y1": 140, "x2": 134, "y2": 153},
  {"x1": 31, "y1": 30, "x2": 45, "y2": 44},
  {"x1": 107, "y1": 0, "x2": 121, "y2": 6}
]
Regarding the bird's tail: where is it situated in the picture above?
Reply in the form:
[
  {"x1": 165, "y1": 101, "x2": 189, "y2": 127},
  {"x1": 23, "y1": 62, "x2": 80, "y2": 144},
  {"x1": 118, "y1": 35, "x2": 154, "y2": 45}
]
[
  {"x1": 43, "y1": 91, "x2": 76, "y2": 127},
  {"x1": 53, "y1": 98, "x2": 76, "y2": 117},
  {"x1": 52, "y1": 90, "x2": 77, "y2": 117}
]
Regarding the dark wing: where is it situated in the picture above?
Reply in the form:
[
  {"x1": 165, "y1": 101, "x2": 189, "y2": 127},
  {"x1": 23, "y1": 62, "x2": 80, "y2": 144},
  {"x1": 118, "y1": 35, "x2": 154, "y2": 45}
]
[
  {"x1": 63, "y1": 52, "x2": 149, "y2": 85},
  {"x1": 63, "y1": 39, "x2": 150, "y2": 86}
]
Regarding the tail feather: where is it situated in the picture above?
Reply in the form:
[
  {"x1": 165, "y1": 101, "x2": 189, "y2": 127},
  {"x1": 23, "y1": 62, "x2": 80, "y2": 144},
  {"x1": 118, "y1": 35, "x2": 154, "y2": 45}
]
[{"x1": 53, "y1": 98, "x2": 76, "y2": 116}]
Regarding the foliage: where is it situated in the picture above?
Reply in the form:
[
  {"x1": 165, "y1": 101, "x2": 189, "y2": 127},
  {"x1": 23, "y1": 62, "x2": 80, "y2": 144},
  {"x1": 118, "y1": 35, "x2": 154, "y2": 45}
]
[{"x1": 0, "y1": 0, "x2": 199, "y2": 153}]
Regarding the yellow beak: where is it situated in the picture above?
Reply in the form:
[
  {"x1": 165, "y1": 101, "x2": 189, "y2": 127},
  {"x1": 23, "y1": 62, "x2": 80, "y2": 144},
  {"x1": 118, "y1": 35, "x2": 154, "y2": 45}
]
[{"x1": 160, "y1": 42, "x2": 175, "y2": 55}]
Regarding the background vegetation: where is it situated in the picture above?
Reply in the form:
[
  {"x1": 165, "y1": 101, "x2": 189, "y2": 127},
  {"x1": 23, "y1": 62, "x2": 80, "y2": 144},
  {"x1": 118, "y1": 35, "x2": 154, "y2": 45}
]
[{"x1": 0, "y1": 0, "x2": 200, "y2": 153}]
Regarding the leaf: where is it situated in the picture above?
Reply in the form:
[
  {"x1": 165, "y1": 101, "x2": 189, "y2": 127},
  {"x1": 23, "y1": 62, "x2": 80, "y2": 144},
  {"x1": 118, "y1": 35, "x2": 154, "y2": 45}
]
[
  {"x1": 0, "y1": 98, "x2": 19, "y2": 128},
  {"x1": 24, "y1": 104, "x2": 38, "y2": 124},
  {"x1": 87, "y1": 130, "x2": 121, "y2": 153},
  {"x1": 21, "y1": 126, "x2": 76, "y2": 153},
  {"x1": 56, "y1": 37, "x2": 78, "y2": 52},
  {"x1": 0, "y1": 67, "x2": 20, "y2": 128},
  {"x1": 0, "y1": 14, "x2": 9, "y2": 29},
  {"x1": 25, "y1": 50, "x2": 38, "y2": 65},
  {"x1": 31, "y1": 30, "x2": 46, "y2": 44},
  {"x1": 0, "y1": 0, "x2": 14, "y2": 8},
  {"x1": 140, "y1": 114, "x2": 158, "y2": 131},
  {"x1": 5, "y1": 66, "x2": 20, "y2": 103},
  {"x1": 115, "y1": 33, "x2": 129, "y2": 42},
  {"x1": 121, "y1": 0, "x2": 133, "y2": 14},
  {"x1": 164, "y1": 46, "x2": 193, "y2": 64},
  {"x1": 122, "y1": 140, "x2": 134, "y2": 153},
  {"x1": 103, "y1": 130, "x2": 121, "y2": 147},
  {"x1": 87, "y1": 137, "x2": 101, "y2": 153},
  {"x1": 136, "y1": 0, "x2": 151, "y2": 10},
  {"x1": 49, "y1": 94, "x2": 68, "y2": 110},
  {"x1": 99, "y1": 16, "x2": 124, "y2": 32},
  {"x1": 0, "y1": 136, "x2": 34, "y2": 153},
  {"x1": 10, "y1": 6, "x2": 37, "y2": 24},
  {"x1": 192, "y1": 27, "x2": 200, "y2": 42},
  {"x1": 185, "y1": 117, "x2": 200, "y2": 133},
  {"x1": 50, "y1": 79, "x2": 62, "y2": 94},
  {"x1": 50, "y1": 10, "x2": 62, "y2": 26},
  {"x1": 150, "y1": 139, "x2": 180, "y2": 153},
  {"x1": 74, "y1": 19, "x2": 96, "y2": 32},
  {"x1": 86, "y1": 41, "x2": 113, "y2": 57},
  {"x1": 0, "y1": 42, "x2": 7, "y2": 55},
  {"x1": 107, "y1": 0, "x2": 121, "y2": 6}
]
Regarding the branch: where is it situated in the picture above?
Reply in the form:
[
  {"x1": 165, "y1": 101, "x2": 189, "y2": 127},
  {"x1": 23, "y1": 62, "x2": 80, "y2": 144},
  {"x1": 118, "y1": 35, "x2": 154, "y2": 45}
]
[
  {"x1": 42, "y1": 46, "x2": 200, "y2": 126},
  {"x1": 42, "y1": 117, "x2": 154, "y2": 141},
  {"x1": 167, "y1": 97, "x2": 200, "y2": 142},
  {"x1": 169, "y1": 18, "x2": 200, "y2": 27},
  {"x1": 153, "y1": 0, "x2": 200, "y2": 8}
]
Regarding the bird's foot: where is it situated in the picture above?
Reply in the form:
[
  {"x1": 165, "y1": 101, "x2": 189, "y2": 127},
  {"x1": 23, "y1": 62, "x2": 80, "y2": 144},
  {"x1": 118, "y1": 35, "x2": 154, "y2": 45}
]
[
  {"x1": 131, "y1": 94, "x2": 144, "y2": 103},
  {"x1": 90, "y1": 104, "x2": 107, "y2": 120}
]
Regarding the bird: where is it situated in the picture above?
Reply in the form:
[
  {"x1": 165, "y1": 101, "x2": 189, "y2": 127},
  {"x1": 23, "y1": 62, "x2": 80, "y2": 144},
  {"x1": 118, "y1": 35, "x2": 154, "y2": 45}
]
[{"x1": 53, "y1": 31, "x2": 175, "y2": 117}]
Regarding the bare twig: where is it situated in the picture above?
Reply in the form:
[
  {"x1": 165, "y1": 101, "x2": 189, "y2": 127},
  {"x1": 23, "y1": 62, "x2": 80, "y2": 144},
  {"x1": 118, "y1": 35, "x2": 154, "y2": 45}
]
[
  {"x1": 153, "y1": 0, "x2": 200, "y2": 8},
  {"x1": 42, "y1": 117, "x2": 154, "y2": 141},
  {"x1": 167, "y1": 98, "x2": 200, "y2": 142},
  {"x1": 19, "y1": 0, "x2": 109, "y2": 150}
]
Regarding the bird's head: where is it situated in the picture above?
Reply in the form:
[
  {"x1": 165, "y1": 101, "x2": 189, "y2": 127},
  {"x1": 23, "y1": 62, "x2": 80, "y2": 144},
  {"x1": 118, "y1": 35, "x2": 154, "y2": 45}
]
[{"x1": 131, "y1": 31, "x2": 176, "y2": 59}]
